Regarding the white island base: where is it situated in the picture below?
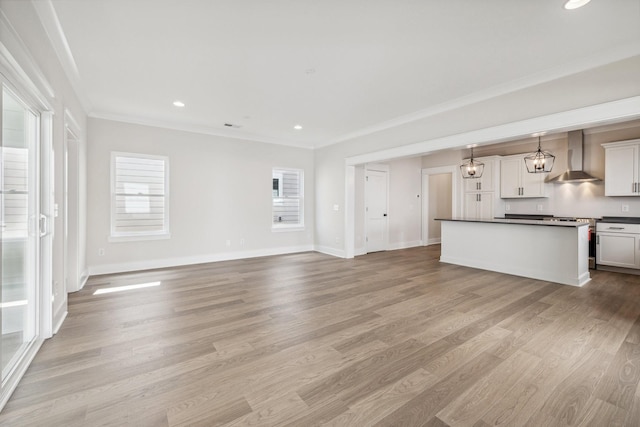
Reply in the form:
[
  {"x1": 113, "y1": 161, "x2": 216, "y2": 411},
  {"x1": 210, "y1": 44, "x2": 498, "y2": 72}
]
[{"x1": 439, "y1": 219, "x2": 590, "y2": 287}]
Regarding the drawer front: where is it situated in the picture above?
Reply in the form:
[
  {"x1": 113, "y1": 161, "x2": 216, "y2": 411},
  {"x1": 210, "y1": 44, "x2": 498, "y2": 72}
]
[{"x1": 596, "y1": 223, "x2": 640, "y2": 233}]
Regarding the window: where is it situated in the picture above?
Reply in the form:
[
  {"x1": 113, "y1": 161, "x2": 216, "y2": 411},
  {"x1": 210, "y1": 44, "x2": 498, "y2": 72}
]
[
  {"x1": 111, "y1": 152, "x2": 169, "y2": 240},
  {"x1": 272, "y1": 168, "x2": 303, "y2": 230}
]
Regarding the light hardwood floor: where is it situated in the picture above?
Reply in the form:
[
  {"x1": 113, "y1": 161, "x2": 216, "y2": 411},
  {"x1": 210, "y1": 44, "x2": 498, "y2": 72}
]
[{"x1": 1, "y1": 246, "x2": 640, "y2": 426}]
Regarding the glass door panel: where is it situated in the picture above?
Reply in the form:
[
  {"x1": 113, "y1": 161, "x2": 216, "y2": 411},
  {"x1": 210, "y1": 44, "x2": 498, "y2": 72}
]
[{"x1": 1, "y1": 87, "x2": 38, "y2": 383}]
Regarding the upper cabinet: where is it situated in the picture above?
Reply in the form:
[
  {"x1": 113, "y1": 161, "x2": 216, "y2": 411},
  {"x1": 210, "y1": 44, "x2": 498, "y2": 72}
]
[
  {"x1": 602, "y1": 139, "x2": 640, "y2": 196},
  {"x1": 500, "y1": 154, "x2": 547, "y2": 198},
  {"x1": 463, "y1": 157, "x2": 495, "y2": 192}
]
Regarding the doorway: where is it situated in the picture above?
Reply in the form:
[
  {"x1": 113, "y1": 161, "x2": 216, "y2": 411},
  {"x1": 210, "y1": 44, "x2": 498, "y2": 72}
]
[
  {"x1": 422, "y1": 166, "x2": 458, "y2": 246},
  {"x1": 365, "y1": 164, "x2": 389, "y2": 253}
]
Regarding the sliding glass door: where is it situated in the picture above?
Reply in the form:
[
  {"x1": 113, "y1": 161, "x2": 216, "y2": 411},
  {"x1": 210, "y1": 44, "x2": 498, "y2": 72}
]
[{"x1": 1, "y1": 86, "x2": 39, "y2": 389}]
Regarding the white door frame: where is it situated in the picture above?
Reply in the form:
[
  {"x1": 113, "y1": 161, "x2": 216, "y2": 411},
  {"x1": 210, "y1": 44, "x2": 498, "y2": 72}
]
[
  {"x1": 421, "y1": 166, "x2": 460, "y2": 245},
  {"x1": 63, "y1": 109, "x2": 81, "y2": 294}
]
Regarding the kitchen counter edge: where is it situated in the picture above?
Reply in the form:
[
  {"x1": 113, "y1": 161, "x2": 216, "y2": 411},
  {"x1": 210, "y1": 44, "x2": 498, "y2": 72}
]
[{"x1": 436, "y1": 217, "x2": 589, "y2": 227}]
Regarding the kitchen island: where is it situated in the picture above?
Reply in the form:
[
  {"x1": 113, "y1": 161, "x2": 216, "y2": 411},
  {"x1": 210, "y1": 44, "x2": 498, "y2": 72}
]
[{"x1": 437, "y1": 218, "x2": 590, "y2": 286}]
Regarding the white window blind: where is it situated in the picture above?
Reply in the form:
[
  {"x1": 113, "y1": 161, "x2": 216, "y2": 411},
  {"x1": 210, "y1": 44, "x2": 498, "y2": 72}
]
[
  {"x1": 111, "y1": 152, "x2": 169, "y2": 239},
  {"x1": 272, "y1": 168, "x2": 303, "y2": 229},
  {"x1": 1, "y1": 147, "x2": 28, "y2": 239}
]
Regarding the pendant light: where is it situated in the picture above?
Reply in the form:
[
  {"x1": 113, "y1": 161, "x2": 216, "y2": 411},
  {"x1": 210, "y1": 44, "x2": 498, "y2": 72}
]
[
  {"x1": 524, "y1": 136, "x2": 555, "y2": 173},
  {"x1": 460, "y1": 147, "x2": 484, "y2": 179}
]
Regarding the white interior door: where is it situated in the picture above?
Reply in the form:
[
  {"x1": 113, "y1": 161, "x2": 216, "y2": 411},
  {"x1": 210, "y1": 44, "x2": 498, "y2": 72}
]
[{"x1": 365, "y1": 169, "x2": 388, "y2": 253}]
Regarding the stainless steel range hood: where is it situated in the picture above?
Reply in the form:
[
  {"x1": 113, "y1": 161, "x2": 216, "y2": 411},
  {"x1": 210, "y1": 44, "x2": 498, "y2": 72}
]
[{"x1": 546, "y1": 130, "x2": 601, "y2": 183}]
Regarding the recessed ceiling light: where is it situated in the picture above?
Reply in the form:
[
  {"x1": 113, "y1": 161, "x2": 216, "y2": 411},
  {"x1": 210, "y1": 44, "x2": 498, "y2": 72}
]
[
  {"x1": 564, "y1": 0, "x2": 591, "y2": 10},
  {"x1": 173, "y1": 100, "x2": 185, "y2": 107},
  {"x1": 294, "y1": 125, "x2": 303, "y2": 130}
]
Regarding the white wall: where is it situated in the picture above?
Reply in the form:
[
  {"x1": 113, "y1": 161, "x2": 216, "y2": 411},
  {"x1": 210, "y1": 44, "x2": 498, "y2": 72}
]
[
  {"x1": 86, "y1": 118, "x2": 314, "y2": 275},
  {"x1": 1, "y1": 1, "x2": 88, "y2": 329}
]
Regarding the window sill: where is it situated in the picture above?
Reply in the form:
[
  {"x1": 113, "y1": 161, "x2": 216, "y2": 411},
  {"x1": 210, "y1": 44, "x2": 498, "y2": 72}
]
[
  {"x1": 271, "y1": 225, "x2": 305, "y2": 233},
  {"x1": 109, "y1": 233, "x2": 171, "y2": 243}
]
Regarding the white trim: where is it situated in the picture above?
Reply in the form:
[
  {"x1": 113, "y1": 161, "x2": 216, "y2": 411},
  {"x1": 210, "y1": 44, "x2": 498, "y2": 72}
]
[
  {"x1": 421, "y1": 166, "x2": 459, "y2": 247},
  {"x1": 314, "y1": 245, "x2": 346, "y2": 258},
  {"x1": 0, "y1": 339, "x2": 44, "y2": 411},
  {"x1": 440, "y1": 255, "x2": 590, "y2": 287},
  {"x1": 110, "y1": 151, "x2": 170, "y2": 240},
  {"x1": 387, "y1": 240, "x2": 423, "y2": 251},
  {"x1": 87, "y1": 245, "x2": 315, "y2": 276},
  {"x1": 0, "y1": 11, "x2": 54, "y2": 110},
  {"x1": 108, "y1": 232, "x2": 171, "y2": 243},
  {"x1": 52, "y1": 310, "x2": 67, "y2": 334},
  {"x1": 76, "y1": 270, "x2": 89, "y2": 292},
  {"x1": 31, "y1": 0, "x2": 91, "y2": 112},
  {"x1": 323, "y1": 42, "x2": 640, "y2": 148},
  {"x1": 345, "y1": 96, "x2": 640, "y2": 166},
  {"x1": 345, "y1": 165, "x2": 356, "y2": 258},
  {"x1": 92, "y1": 112, "x2": 311, "y2": 149},
  {"x1": 271, "y1": 226, "x2": 305, "y2": 233},
  {"x1": 426, "y1": 238, "x2": 442, "y2": 245}
]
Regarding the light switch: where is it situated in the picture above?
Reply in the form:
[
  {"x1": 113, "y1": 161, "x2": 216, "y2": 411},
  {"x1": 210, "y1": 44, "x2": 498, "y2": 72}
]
[{"x1": 333, "y1": 204, "x2": 339, "y2": 211}]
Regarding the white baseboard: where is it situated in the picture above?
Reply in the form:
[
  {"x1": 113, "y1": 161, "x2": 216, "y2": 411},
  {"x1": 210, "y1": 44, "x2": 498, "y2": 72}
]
[
  {"x1": 439, "y1": 255, "x2": 590, "y2": 287},
  {"x1": 426, "y1": 238, "x2": 441, "y2": 245},
  {"x1": 52, "y1": 310, "x2": 68, "y2": 334},
  {"x1": 354, "y1": 246, "x2": 366, "y2": 256},
  {"x1": 79, "y1": 270, "x2": 89, "y2": 290},
  {"x1": 387, "y1": 240, "x2": 423, "y2": 251},
  {"x1": 88, "y1": 245, "x2": 315, "y2": 276},
  {"x1": 314, "y1": 245, "x2": 346, "y2": 258}
]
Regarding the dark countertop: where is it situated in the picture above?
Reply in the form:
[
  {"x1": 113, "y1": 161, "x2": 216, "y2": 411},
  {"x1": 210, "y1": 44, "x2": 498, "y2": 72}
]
[
  {"x1": 599, "y1": 216, "x2": 640, "y2": 224},
  {"x1": 436, "y1": 217, "x2": 589, "y2": 228}
]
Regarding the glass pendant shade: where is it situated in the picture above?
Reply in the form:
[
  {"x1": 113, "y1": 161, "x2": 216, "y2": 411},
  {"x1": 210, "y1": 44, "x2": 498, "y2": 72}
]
[
  {"x1": 524, "y1": 137, "x2": 555, "y2": 173},
  {"x1": 460, "y1": 148, "x2": 484, "y2": 179}
]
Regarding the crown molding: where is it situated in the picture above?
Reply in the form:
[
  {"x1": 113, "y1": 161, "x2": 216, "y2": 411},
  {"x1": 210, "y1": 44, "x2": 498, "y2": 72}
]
[
  {"x1": 0, "y1": 10, "x2": 55, "y2": 110},
  {"x1": 89, "y1": 112, "x2": 312, "y2": 149},
  {"x1": 321, "y1": 42, "x2": 640, "y2": 149},
  {"x1": 32, "y1": 0, "x2": 92, "y2": 113}
]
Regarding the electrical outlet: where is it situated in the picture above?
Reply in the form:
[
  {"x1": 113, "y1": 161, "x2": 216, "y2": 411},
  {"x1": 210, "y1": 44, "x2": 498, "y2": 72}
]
[
  {"x1": 505, "y1": 204, "x2": 511, "y2": 211},
  {"x1": 622, "y1": 204, "x2": 629, "y2": 212},
  {"x1": 240, "y1": 238, "x2": 245, "y2": 246},
  {"x1": 98, "y1": 248, "x2": 105, "y2": 256},
  {"x1": 537, "y1": 204, "x2": 543, "y2": 212},
  {"x1": 333, "y1": 204, "x2": 340, "y2": 211}
]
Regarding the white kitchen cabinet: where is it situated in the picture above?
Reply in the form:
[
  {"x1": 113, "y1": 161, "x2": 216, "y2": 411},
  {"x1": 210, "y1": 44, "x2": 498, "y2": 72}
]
[
  {"x1": 596, "y1": 222, "x2": 640, "y2": 269},
  {"x1": 500, "y1": 154, "x2": 547, "y2": 198},
  {"x1": 463, "y1": 157, "x2": 495, "y2": 192},
  {"x1": 602, "y1": 139, "x2": 640, "y2": 196},
  {"x1": 464, "y1": 192, "x2": 494, "y2": 220},
  {"x1": 462, "y1": 156, "x2": 502, "y2": 219}
]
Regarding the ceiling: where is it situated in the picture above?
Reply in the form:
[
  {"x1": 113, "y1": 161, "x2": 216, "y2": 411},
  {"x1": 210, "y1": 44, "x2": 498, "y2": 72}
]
[{"x1": 44, "y1": 0, "x2": 640, "y2": 148}]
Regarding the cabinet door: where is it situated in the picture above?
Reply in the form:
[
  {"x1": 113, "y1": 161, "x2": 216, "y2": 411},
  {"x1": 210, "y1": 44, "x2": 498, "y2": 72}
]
[
  {"x1": 500, "y1": 158, "x2": 521, "y2": 198},
  {"x1": 521, "y1": 169, "x2": 546, "y2": 198},
  {"x1": 596, "y1": 233, "x2": 640, "y2": 268},
  {"x1": 464, "y1": 178, "x2": 482, "y2": 193},
  {"x1": 464, "y1": 193, "x2": 479, "y2": 219},
  {"x1": 604, "y1": 145, "x2": 638, "y2": 196},
  {"x1": 477, "y1": 193, "x2": 494, "y2": 219}
]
